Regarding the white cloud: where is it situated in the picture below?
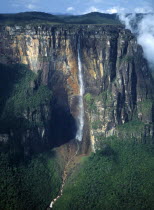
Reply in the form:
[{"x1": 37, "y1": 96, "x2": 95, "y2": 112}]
[
  {"x1": 83, "y1": 6, "x2": 126, "y2": 14},
  {"x1": 84, "y1": 5, "x2": 153, "y2": 15},
  {"x1": 83, "y1": 6, "x2": 104, "y2": 14},
  {"x1": 87, "y1": 6, "x2": 99, "y2": 12},
  {"x1": 138, "y1": 14, "x2": 154, "y2": 67},
  {"x1": 66, "y1": 7, "x2": 75, "y2": 12},
  {"x1": 105, "y1": 7, "x2": 125, "y2": 14},
  {"x1": 119, "y1": 13, "x2": 154, "y2": 69},
  {"x1": 134, "y1": 7, "x2": 154, "y2": 13},
  {"x1": 106, "y1": 8, "x2": 118, "y2": 14}
]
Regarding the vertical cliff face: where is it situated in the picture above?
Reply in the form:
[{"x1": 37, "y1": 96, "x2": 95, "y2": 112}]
[
  {"x1": 0, "y1": 24, "x2": 153, "y2": 155},
  {"x1": 79, "y1": 26, "x2": 154, "y2": 148}
]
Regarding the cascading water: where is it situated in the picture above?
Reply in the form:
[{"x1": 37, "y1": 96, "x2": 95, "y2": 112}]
[
  {"x1": 48, "y1": 38, "x2": 84, "y2": 209},
  {"x1": 49, "y1": 141, "x2": 79, "y2": 209},
  {"x1": 75, "y1": 38, "x2": 85, "y2": 141}
]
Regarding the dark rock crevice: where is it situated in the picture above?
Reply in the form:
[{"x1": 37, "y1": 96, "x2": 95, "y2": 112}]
[{"x1": 48, "y1": 70, "x2": 77, "y2": 147}]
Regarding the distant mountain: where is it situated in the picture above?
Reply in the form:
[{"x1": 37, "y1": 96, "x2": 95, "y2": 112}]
[
  {"x1": 0, "y1": 11, "x2": 63, "y2": 25},
  {"x1": 1, "y1": 11, "x2": 153, "y2": 26},
  {"x1": 0, "y1": 11, "x2": 121, "y2": 25}
]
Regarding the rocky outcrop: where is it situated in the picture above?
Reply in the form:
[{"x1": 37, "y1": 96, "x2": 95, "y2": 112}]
[{"x1": 0, "y1": 24, "x2": 153, "y2": 155}]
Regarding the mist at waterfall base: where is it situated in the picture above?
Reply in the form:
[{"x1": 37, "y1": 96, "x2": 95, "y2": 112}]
[
  {"x1": 119, "y1": 13, "x2": 154, "y2": 69},
  {"x1": 75, "y1": 41, "x2": 85, "y2": 142}
]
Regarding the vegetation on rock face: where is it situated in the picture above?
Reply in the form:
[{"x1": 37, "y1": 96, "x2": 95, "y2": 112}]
[
  {"x1": 0, "y1": 150, "x2": 62, "y2": 210},
  {"x1": 137, "y1": 99, "x2": 153, "y2": 120},
  {"x1": 84, "y1": 93, "x2": 96, "y2": 112},
  {"x1": 91, "y1": 120, "x2": 102, "y2": 130},
  {"x1": 84, "y1": 83, "x2": 153, "y2": 142},
  {"x1": 0, "y1": 63, "x2": 52, "y2": 157},
  {"x1": 54, "y1": 137, "x2": 154, "y2": 210},
  {"x1": 119, "y1": 55, "x2": 134, "y2": 63},
  {"x1": 116, "y1": 120, "x2": 145, "y2": 133},
  {"x1": 0, "y1": 63, "x2": 51, "y2": 129}
]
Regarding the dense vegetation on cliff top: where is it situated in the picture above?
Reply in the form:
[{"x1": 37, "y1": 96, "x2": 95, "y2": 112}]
[
  {"x1": 0, "y1": 12, "x2": 121, "y2": 25},
  {"x1": 54, "y1": 137, "x2": 154, "y2": 210}
]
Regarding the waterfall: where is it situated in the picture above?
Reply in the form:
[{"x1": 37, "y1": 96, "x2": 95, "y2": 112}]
[
  {"x1": 48, "y1": 39, "x2": 84, "y2": 209},
  {"x1": 75, "y1": 38, "x2": 85, "y2": 141}
]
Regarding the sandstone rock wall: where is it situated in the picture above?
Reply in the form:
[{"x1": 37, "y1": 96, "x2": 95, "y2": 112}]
[{"x1": 0, "y1": 24, "x2": 153, "y2": 153}]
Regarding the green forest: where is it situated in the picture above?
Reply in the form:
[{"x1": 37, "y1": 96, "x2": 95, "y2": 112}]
[
  {"x1": 0, "y1": 150, "x2": 62, "y2": 210},
  {"x1": 54, "y1": 137, "x2": 154, "y2": 210},
  {"x1": 0, "y1": 12, "x2": 121, "y2": 25}
]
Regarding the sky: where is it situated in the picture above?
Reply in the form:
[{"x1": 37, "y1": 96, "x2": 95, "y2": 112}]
[{"x1": 1, "y1": 0, "x2": 154, "y2": 14}]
